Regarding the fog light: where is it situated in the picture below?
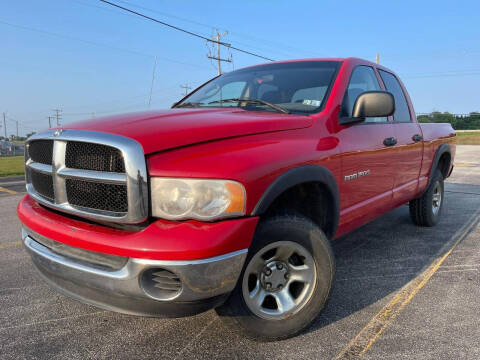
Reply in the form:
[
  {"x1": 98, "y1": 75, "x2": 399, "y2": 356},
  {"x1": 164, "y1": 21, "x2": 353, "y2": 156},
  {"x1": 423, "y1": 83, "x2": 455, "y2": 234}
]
[{"x1": 140, "y1": 268, "x2": 182, "y2": 301}]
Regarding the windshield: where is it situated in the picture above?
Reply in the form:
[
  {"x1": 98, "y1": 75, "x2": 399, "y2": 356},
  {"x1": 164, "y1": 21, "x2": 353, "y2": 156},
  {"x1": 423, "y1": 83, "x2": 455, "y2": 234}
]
[{"x1": 175, "y1": 61, "x2": 341, "y2": 114}]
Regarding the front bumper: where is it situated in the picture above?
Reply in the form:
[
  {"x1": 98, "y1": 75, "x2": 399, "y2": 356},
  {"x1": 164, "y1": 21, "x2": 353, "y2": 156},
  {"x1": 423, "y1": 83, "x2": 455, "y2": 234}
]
[
  {"x1": 17, "y1": 195, "x2": 258, "y2": 260},
  {"x1": 22, "y1": 227, "x2": 247, "y2": 317}
]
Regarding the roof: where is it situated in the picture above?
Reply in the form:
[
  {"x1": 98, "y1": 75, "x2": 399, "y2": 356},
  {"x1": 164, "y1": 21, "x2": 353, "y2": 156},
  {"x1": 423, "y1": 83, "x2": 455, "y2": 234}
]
[{"x1": 238, "y1": 57, "x2": 380, "y2": 71}]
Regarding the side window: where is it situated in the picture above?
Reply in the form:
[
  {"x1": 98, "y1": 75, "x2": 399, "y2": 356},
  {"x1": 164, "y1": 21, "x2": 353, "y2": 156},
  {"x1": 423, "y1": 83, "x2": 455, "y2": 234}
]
[
  {"x1": 342, "y1": 66, "x2": 387, "y2": 123},
  {"x1": 378, "y1": 70, "x2": 411, "y2": 123}
]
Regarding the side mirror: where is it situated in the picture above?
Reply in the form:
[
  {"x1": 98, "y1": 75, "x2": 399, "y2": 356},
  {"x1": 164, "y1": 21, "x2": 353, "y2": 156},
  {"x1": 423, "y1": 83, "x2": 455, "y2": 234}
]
[
  {"x1": 353, "y1": 91, "x2": 395, "y2": 118},
  {"x1": 339, "y1": 91, "x2": 395, "y2": 125}
]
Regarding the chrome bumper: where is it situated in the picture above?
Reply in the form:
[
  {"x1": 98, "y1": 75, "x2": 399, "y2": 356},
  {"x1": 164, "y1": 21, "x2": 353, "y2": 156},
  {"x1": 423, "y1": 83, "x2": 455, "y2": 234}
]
[{"x1": 22, "y1": 227, "x2": 247, "y2": 317}]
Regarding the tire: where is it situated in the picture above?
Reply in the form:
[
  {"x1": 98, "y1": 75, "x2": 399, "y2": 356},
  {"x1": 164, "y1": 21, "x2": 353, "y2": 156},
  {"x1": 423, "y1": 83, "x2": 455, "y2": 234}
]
[
  {"x1": 215, "y1": 213, "x2": 335, "y2": 341},
  {"x1": 409, "y1": 169, "x2": 445, "y2": 227}
]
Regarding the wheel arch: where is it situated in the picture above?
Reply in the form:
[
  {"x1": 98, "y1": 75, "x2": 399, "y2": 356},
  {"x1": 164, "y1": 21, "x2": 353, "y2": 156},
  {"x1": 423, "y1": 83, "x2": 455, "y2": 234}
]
[
  {"x1": 251, "y1": 165, "x2": 340, "y2": 239},
  {"x1": 429, "y1": 143, "x2": 452, "y2": 184}
]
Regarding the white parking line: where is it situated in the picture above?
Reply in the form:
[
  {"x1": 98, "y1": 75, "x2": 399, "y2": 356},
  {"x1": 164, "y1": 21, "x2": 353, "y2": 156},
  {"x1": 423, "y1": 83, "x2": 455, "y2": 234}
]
[
  {"x1": 436, "y1": 268, "x2": 478, "y2": 273},
  {"x1": 0, "y1": 181, "x2": 25, "y2": 186}
]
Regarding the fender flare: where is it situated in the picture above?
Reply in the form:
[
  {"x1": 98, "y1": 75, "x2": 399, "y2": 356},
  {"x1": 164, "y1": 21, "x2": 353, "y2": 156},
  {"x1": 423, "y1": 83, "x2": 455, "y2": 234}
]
[
  {"x1": 252, "y1": 165, "x2": 340, "y2": 239},
  {"x1": 428, "y1": 143, "x2": 452, "y2": 186}
]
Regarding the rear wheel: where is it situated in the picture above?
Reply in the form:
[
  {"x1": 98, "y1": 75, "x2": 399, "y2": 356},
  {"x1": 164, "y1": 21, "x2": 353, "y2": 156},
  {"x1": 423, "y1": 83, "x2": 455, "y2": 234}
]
[
  {"x1": 409, "y1": 169, "x2": 444, "y2": 227},
  {"x1": 216, "y1": 214, "x2": 335, "y2": 341}
]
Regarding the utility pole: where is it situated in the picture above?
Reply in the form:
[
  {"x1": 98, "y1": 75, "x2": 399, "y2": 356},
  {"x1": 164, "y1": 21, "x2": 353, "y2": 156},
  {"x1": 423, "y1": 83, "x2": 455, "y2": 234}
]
[
  {"x1": 2, "y1": 113, "x2": 6, "y2": 139},
  {"x1": 207, "y1": 30, "x2": 232, "y2": 75},
  {"x1": 148, "y1": 56, "x2": 157, "y2": 108},
  {"x1": 51, "y1": 109, "x2": 62, "y2": 126},
  {"x1": 180, "y1": 84, "x2": 192, "y2": 97},
  {"x1": 47, "y1": 116, "x2": 54, "y2": 128},
  {"x1": 376, "y1": 53, "x2": 380, "y2": 64},
  {"x1": 16, "y1": 120, "x2": 18, "y2": 138}
]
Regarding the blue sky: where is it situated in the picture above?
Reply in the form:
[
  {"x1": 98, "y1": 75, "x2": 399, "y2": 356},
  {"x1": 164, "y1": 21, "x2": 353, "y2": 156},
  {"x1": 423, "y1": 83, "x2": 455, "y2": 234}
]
[{"x1": 1, "y1": 0, "x2": 478, "y2": 136}]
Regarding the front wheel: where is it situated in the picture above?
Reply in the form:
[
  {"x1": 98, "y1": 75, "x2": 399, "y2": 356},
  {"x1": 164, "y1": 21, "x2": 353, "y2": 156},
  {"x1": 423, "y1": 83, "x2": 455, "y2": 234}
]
[
  {"x1": 216, "y1": 214, "x2": 335, "y2": 341},
  {"x1": 409, "y1": 169, "x2": 445, "y2": 227}
]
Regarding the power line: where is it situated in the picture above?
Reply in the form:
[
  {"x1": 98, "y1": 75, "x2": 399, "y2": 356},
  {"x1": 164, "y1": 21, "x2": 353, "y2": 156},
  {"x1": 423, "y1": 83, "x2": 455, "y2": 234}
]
[
  {"x1": 82, "y1": 0, "x2": 353, "y2": 60},
  {"x1": 98, "y1": 0, "x2": 275, "y2": 62},
  {"x1": 401, "y1": 69, "x2": 480, "y2": 79},
  {"x1": 6, "y1": 115, "x2": 37, "y2": 132},
  {"x1": 60, "y1": 82, "x2": 203, "y2": 115},
  {"x1": 107, "y1": 0, "x2": 322, "y2": 59},
  {"x1": 0, "y1": 19, "x2": 211, "y2": 70},
  {"x1": 0, "y1": 113, "x2": 41, "y2": 135},
  {"x1": 148, "y1": 56, "x2": 157, "y2": 108},
  {"x1": 5, "y1": 115, "x2": 21, "y2": 138}
]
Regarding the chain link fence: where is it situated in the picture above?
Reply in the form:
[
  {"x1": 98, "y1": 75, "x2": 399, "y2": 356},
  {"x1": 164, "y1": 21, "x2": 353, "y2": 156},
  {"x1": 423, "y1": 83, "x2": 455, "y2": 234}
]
[{"x1": 0, "y1": 141, "x2": 25, "y2": 157}]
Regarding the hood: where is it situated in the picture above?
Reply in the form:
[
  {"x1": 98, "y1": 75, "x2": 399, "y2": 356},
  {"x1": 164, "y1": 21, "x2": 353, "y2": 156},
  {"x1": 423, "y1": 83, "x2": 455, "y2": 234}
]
[{"x1": 63, "y1": 108, "x2": 313, "y2": 154}]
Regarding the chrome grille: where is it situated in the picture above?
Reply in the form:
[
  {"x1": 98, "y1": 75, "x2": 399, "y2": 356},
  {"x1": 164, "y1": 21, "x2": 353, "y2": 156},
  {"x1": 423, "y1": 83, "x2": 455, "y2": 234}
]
[
  {"x1": 65, "y1": 141, "x2": 125, "y2": 173},
  {"x1": 66, "y1": 179, "x2": 128, "y2": 213},
  {"x1": 30, "y1": 170, "x2": 54, "y2": 201},
  {"x1": 25, "y1": 129, "x2": 148, "y2": 224},
  {"x1": 28, "y1": 140, "x2": 53, "y2": 165}
]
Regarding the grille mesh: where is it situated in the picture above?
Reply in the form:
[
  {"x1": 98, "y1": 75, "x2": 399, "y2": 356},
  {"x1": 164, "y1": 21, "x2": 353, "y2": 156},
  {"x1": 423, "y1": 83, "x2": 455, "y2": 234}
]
[
  {"x1": 65, "y1": 142, "x2": 125, "y2": 173},
  {"x1": 31, "y1": 170, "x2": 54, "y2": 201},
  {"x1": 28, "y1": 140, "x2": 53, "y2": 165},
  {"x1": 66, "y1": 179, "x2": 128, "y2": 213}
]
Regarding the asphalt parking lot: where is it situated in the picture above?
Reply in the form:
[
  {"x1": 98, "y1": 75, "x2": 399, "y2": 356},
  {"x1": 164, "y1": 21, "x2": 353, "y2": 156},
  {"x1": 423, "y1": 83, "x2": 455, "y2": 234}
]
[{"x1": 0, "y1": 145, "x2": 479, "y2": 360}]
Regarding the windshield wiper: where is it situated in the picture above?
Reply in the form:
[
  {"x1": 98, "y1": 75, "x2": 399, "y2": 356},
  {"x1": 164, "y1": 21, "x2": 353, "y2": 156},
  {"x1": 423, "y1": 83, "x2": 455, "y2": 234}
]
[
  {"x1": 208, "y1": 98, "x2": 290, "y2": 114},
  {"x1": 174, "y1": 101, "x2": 205, "y2": 108}
]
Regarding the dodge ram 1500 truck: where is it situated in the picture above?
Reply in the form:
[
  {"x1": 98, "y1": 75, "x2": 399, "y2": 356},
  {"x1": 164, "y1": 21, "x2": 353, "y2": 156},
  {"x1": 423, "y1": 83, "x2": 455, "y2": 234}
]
[{"x1": 18, "y1": 57, "x2": 456, "y2": 340}]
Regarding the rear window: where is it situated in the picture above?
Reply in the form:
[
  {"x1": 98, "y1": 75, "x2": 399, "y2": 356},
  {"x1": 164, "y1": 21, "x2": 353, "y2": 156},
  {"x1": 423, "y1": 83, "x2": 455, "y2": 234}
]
[{"x1": 378, "y1": 70, "x2": 412, "y2": 123}]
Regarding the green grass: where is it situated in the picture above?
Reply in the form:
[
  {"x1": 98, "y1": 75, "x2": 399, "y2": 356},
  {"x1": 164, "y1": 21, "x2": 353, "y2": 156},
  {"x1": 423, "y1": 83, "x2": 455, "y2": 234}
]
[
  {"x1": 456, "y1": 131, "x2": 480, "y2": 145},
  {"x1": 0, "y1": 156, "x2": 25, "y2": 177}
]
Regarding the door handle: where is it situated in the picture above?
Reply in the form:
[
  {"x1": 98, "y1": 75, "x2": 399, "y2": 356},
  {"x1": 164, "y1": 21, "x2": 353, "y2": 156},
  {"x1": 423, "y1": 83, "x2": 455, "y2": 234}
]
[
  {"x1": 412, "y1": 134, "x2": 423, "y2": 142},
  {"x1": 383, "y1": 137, "x2": 397, "y2": 147}
]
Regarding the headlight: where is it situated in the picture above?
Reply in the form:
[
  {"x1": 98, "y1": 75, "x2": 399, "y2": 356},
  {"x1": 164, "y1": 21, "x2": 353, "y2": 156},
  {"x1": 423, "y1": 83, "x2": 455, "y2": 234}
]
[{"x1": 151, "y1": 178, "x2": 246, "y2": 220}]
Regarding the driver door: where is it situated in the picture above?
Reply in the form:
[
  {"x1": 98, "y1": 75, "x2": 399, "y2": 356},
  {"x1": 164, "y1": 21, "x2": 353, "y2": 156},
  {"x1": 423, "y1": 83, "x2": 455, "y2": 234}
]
[{"x1": 338, "y1": 66, "x2": 395, "y2": 229}]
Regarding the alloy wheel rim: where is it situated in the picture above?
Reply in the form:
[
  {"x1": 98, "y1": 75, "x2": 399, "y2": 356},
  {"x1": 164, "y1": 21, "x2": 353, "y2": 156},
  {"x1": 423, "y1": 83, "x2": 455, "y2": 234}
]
[
  {"x1": 432, "y1": 182, "x2": 442, "y2": 216},
  {"x1": 242, "y1": 241, "x2": 316, "y2": 320}
]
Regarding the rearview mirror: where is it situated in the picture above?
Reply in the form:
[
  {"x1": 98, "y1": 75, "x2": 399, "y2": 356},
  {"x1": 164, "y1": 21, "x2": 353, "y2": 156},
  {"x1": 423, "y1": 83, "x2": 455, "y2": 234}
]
[{"x1": 352, "y1": 91, "x2": 395, "y2": 118}]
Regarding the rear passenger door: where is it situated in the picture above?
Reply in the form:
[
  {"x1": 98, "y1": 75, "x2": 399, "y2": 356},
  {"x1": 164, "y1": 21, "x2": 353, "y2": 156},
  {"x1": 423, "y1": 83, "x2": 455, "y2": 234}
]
[
  {"x1": 378, "y1": 70, "x2": 423, "y2": 206},
  {"x1": 338, "y1": 66, "x2": 395, "y2": 227}
]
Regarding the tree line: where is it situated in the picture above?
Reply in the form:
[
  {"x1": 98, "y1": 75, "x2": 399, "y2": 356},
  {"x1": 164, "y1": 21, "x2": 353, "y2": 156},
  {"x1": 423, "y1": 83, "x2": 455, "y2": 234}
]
[
  {"x1": 0, "y1": 132, "x2": 36, "y2": 142},
  {"x1": 417, "y1": 112, "x2": 480, "y2": 130}
]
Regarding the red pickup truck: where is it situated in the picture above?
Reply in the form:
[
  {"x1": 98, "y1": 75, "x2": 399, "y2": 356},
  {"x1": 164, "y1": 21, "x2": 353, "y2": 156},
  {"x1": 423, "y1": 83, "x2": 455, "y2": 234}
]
[{"x1": 18, "y1": 57, "x2": 455, "y2": 340}]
